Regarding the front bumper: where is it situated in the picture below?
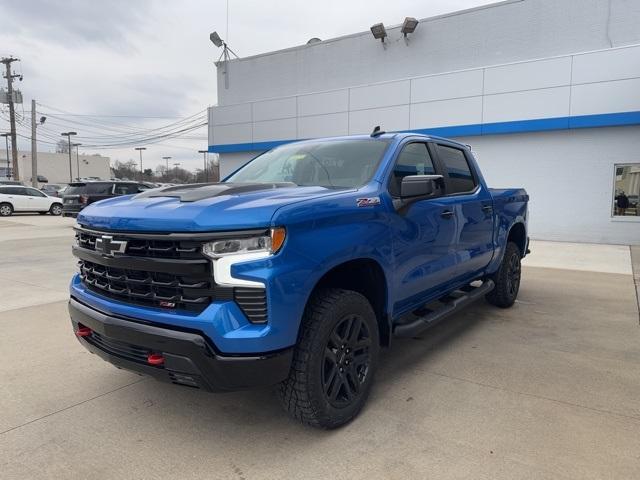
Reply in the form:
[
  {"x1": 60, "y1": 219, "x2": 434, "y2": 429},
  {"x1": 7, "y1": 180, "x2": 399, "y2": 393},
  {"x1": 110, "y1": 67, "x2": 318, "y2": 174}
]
[{"x1": 69, "y1": 297, "x2": 293, "y2": 392}]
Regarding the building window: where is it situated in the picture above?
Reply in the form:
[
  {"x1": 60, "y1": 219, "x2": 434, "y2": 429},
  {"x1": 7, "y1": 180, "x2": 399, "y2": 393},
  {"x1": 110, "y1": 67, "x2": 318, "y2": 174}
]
[{"x1": 613, "y1": 164, "x2": 640, "y2": 217}]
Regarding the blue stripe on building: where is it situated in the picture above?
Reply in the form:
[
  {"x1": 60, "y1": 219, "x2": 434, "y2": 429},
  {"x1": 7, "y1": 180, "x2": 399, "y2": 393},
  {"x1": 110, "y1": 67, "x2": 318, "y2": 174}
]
[{"x1": 208, "y1": 110, "x2": 640, "y2": 153}]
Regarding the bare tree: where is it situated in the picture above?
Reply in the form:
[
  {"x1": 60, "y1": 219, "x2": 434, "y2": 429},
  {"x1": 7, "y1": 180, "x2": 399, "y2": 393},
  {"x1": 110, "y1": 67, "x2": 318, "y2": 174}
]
[
  {"x1": 56, "y1": 140, "x2": 69, "y2": 154},
  {"x1": 110, "y1": 160, "x2": 139, "y2": 180}
]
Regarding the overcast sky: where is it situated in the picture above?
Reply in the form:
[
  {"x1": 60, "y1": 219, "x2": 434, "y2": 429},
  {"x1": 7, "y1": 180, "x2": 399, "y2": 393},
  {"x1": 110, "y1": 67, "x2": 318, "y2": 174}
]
[{"x1": 0, "y1": 0, "x2": 493, "y2": 172}]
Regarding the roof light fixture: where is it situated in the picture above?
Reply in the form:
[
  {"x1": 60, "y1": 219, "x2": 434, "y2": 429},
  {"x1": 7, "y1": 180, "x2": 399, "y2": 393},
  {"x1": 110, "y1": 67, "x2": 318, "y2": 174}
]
[
  {"x1": 209, "y1": 31, "x2": 239, "y2": 89},
  {"x1": 209, "y1": 31, "x2": 223, "y2": 48},
  {"x1": 401, "y1": 17, "x2": 419, "y2": 37},
  {"x1": 370, "y1": 23, "x2": 387, "y2": 43}
]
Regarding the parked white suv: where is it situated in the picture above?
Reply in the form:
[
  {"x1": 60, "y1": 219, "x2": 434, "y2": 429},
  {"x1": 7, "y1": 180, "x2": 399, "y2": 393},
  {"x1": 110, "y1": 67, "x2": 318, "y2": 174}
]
[{"x1": 0, "y1": 185, "x2": 63, "y2": 216}]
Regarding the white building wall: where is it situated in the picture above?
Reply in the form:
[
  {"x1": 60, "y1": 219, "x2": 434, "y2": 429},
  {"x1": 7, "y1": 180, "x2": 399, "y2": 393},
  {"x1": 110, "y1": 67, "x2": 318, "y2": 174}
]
[
  {"x1": 209, "y1": 43, "x2": 640, "y2": 148},
  {"x1": 10, "y1": 152, "x2": 111, "y2": 184},
  {"x1": 219, "y1": 152, "x2": 256, "y2": 179},
  {"x1": 456, "y1": 126, "x2": 640, "y2": 245},
  {"x1": 215, "y1": 0, "x2": 640, "y2": 105}
]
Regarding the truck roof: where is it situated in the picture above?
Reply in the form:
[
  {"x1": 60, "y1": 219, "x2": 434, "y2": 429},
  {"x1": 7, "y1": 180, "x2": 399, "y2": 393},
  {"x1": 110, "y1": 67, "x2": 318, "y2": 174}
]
[{"x1": 290, "y1": 132, "x2": 470, "y2": 149}]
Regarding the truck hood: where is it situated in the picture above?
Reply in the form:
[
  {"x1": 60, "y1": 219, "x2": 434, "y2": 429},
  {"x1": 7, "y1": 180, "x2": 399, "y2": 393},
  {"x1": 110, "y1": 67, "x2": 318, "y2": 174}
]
[{"x1": 77, "y1": 182, "x2": 346, "y2": 232}]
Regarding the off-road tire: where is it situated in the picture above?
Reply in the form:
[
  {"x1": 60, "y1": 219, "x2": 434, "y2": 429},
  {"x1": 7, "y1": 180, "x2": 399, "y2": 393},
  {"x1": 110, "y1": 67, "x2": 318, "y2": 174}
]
[
  {"x1": 0, "y1": 203, "x2": 13, "y2": 217},
  {"x1": 278, "y1": 288, "x2": 380, "y2": 429},
  {"x1": 49, "y1": 203, "x2": 62, "y2": 216},
  {"x1": 486, "y1": 241, "x2": 521, "y2": 308}
]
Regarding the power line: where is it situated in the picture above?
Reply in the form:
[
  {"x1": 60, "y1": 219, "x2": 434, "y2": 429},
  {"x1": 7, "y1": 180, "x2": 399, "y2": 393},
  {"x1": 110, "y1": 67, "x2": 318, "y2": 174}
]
[
  {"x1": 3, "y1": 102, "x2": 211, "y2": 153},
  {"x1": 33, "y1": 107, "x2": 207, "y2": 143}
]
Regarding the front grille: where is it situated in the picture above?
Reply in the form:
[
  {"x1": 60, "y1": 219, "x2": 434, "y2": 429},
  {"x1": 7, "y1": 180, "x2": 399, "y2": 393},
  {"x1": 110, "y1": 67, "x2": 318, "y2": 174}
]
[
  {"x1": 79, "y1": 259, "x2": 214, "y2": 312},
  {"x1": 76, "y1": 229, "x2": 202, "y2": 260},
  {"x1": 74, "y1": 227, "x2": 269, "y2": 321},
  {"x1": 87, "y1": 331, "x2": 151, "y2": 364}
]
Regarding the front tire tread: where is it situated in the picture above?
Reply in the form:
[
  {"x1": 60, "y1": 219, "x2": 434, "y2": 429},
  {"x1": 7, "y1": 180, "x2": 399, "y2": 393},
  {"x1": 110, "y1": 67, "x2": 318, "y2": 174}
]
[{"x1": 278, "y1": 288, "x2": 378, "y2": 429}]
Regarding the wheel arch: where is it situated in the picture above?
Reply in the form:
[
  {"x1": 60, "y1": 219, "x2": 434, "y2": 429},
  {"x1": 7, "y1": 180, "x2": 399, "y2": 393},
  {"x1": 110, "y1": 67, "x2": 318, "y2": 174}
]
[
  {"x1": 507, "y1": 221, "x2": 527, "y2": 257},
  {"x1": 307, "y1": 258, "x2": 391, "y2": 347}
]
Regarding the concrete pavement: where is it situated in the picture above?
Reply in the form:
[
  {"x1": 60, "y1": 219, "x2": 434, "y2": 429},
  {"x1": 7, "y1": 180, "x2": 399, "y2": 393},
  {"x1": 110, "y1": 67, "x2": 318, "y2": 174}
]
[{"x1": 1, "y1": 214, "x2": 639, "y2": 479}]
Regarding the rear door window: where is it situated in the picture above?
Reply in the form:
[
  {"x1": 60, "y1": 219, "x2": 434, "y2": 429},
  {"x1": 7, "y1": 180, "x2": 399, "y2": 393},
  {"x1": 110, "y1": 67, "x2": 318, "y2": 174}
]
[
  {"x1": 436, "y1": 144, "x2": 476, "y2": 194},
  {"x1": 26, "y1": 188, "x2": 46, "y2": 197}
]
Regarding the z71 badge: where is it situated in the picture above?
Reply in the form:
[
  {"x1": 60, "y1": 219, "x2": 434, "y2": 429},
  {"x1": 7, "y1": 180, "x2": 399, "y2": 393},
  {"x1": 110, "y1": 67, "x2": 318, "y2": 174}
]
[{"x1": 356, "y1": 197, "x2": 381, "y2": 207}]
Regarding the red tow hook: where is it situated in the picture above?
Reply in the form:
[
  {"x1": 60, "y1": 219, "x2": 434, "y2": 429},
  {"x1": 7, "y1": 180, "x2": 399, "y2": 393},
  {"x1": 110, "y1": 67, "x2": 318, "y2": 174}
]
[
  {"x1": 75, "y1": 326, "x2": 92, "y2": 337},
  {"x1": 147, "y1": 353, "x2": 165, "y2": 366}
]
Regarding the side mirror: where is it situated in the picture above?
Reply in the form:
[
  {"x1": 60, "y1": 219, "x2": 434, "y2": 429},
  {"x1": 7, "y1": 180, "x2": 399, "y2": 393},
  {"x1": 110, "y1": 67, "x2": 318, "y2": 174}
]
[{"x1": 400, "y1": 174, "x2": 442, "y2": 198}]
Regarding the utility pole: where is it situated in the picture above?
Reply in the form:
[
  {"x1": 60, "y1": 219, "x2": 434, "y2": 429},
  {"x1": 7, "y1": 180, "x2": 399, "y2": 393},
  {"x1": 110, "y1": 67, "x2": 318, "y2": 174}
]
[
  {"x1": 61, "y1": 132, "x2": 77, "y2": 182},
  {"x1": 173, "y1": 162, "x2": 180, "y2": 181},
  {"x1": 1, "y1": 133, "x2": 9, "y2": 178},
  {"x1": 1, "y1": 57, "x2": 21, "y2": 181},
  {"x1": 162, "y1": 156, "x2": 171, "y2": 179},
  {"x1": 31, "y1": 99, "x2": 37, "y2": 186},
  {"x1": 30, "y1": 101, "x2": 46, "y2": 186},
  {"x1": 198, "y1": 150, "x2": 208, "y2": 182},
  {"x1": 73, "y1": 143, "x2": 82, "y2": 180},
  {"x1": 135, "y1": 147, "x2": 146, "y2": 181}
]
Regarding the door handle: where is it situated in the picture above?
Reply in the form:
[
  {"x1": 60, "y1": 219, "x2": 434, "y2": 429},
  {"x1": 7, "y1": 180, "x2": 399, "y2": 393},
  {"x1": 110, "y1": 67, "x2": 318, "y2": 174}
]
[
  {"x1": 482, "y1": 205, "x2": 493, "y2": 213},
  {"x1": 440, "y1": 210, "x2": 454, "y2": 219}
]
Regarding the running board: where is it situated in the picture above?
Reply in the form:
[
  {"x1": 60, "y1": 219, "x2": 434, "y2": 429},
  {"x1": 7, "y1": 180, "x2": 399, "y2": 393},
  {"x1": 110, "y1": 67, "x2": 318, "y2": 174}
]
[{"x1": 393, "y1": 280, "x2": 495, "y2": 338}]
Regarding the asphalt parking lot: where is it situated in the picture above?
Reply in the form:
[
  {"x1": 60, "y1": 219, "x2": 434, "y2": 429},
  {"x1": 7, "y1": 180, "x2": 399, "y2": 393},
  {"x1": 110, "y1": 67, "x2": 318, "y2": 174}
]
[{"x1": 1, "y1": 214, "x2": 639, "y2": 480}]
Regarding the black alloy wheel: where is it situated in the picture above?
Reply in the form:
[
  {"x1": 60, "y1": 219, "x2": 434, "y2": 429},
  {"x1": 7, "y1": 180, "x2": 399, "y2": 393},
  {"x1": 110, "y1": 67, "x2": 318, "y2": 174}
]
[
  {"x1": 506, "y1": 251, "x2": 521, "y2": 297},
  {"x1": 485, "y1": 241, "x2": 522, "y2": 308},
  {"x1": 322, "y1": 314, "x2": 372, "y2": 408}
]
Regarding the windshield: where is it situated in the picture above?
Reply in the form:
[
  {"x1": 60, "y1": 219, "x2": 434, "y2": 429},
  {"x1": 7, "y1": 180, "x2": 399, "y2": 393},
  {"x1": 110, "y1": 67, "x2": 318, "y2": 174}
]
[{"x1": 225, "y1": 139, "x2": 390, "y2": 188}]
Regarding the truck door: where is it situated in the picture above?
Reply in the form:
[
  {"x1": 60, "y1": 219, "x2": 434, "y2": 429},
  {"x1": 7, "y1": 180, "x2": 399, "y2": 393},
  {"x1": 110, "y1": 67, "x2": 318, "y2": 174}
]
[
  {"x1": 387, "y1": 141, "x2": 459, "y2": 316},
  {"x1": 432, "y1": 143, "x2": 494, "y2": 281}
]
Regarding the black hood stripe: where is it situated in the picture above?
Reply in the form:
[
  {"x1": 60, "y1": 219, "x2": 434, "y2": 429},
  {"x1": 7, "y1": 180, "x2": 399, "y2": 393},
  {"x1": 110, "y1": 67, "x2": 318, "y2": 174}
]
[{"x1": 135, "y1": 182, "x2": 297, "y2": 202}]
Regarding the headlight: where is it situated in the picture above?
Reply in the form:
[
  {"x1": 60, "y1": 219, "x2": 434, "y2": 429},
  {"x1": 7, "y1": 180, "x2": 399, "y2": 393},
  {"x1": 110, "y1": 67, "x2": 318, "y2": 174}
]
[{"x1": 202, "y1": 227, "x2": 286, "y2": 258}]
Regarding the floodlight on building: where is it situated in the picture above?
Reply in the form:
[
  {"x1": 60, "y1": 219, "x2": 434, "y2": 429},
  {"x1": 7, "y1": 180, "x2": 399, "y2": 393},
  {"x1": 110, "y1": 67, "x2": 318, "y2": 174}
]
[
  {"x1": 370, "y1": 23, "x2": 387, "y2": 42},
  {"x1": 209, "y1": 30, "x2": 239, "y2": 89},
  {"x1": 209, "y1": 31, "x2": 223, "y2": 48},
  {"x1": 401, "y1": 17, "x2": 419, "y2": 37}
]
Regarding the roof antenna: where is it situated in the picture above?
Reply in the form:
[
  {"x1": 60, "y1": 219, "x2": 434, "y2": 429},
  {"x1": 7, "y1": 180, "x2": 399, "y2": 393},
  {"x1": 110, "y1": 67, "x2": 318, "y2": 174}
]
[{"x1": 370, "y1": 125, "x2": 385, "y2": 137}]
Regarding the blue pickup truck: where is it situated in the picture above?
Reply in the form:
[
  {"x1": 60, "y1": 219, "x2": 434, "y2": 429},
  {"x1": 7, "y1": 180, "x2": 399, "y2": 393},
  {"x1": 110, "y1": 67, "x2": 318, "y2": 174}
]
[{"x1": 69, "y1": 131, "x2": 528, "y2": 428}]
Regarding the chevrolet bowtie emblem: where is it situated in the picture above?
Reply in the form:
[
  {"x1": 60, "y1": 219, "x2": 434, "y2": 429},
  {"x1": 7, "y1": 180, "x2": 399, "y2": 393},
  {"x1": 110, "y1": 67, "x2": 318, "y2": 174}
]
[{"x1": 95, "y1": 235, "x2": 127, "y2": 257}]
